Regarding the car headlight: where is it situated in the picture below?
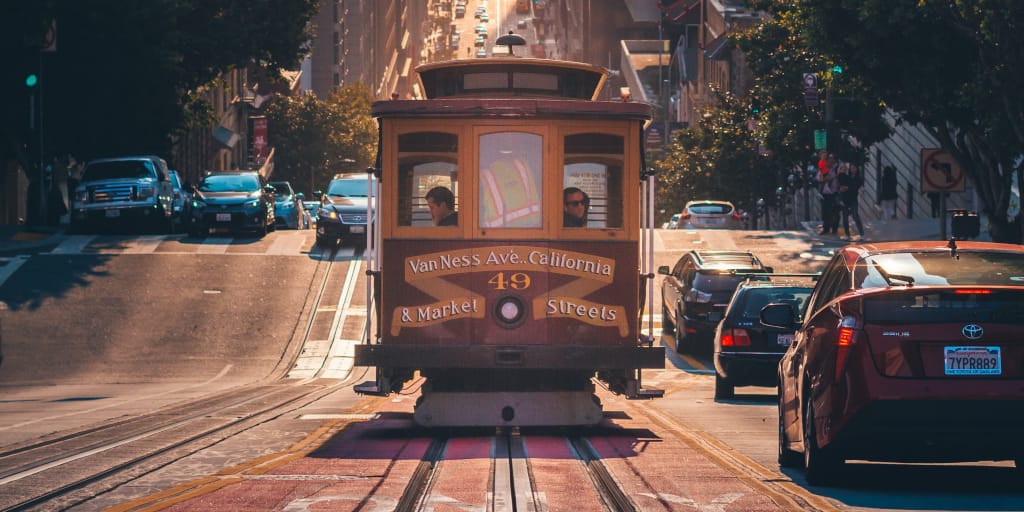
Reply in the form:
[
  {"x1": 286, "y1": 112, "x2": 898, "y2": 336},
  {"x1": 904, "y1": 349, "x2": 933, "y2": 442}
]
[
  {"x1": 246, "y1": 199, "x2": 261, "y2": 208},
  {"x1": 191, "y1": 199, "x2": 207, "y2": 209},
  {"x1": 277, "y1": 202, "x2": 295, "y2": 211},
  {"x1": 320, "y1": 210, "x2": 339, "y2": 220}
]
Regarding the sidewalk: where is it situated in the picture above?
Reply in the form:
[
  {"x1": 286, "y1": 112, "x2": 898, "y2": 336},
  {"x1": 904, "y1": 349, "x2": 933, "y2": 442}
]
[
  {"x1": 800, "y1": 217, "x2": 992, "y2": 243},
  {"x1": 0, "y1": 225, "x2": 65, "y2": 256}
]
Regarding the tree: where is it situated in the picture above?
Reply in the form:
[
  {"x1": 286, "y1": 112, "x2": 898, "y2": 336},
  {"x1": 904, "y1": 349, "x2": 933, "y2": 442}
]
[
  {"x1": 1, "y1": 0, "x2": 318, "y2": 162},
  {"x1": 657, "y1": 5, "x2": 892, "y2": 225},
  {"x1": 756, "y1": 0, "x2": 1024, "y2": 242},
  {"x1": 262, "y1": 84, "x2": 377, "y2": 195},
  {"x1": 655, "y1": 86, "x2": 775, "y2": 221}
]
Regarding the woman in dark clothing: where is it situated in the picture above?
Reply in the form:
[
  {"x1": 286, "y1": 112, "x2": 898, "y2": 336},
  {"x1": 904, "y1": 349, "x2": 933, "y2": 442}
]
[
  {"x1": 838, "y1": 163, "x2": 865, "y2": 239},
  {"x1": 880, "y1": 165, "x2": 898, "y2": 219}
]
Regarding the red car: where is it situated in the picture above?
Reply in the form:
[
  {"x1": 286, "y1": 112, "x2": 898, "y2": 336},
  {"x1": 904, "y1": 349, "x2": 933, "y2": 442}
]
[{"x1": 764, "y1": 240, "x2": 1024, "y2": 485}]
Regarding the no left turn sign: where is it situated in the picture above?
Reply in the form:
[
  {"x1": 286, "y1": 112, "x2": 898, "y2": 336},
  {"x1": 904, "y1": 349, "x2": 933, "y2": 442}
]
[{"x1": 920, "y1": 148, "x2": 965, "y2": 193}]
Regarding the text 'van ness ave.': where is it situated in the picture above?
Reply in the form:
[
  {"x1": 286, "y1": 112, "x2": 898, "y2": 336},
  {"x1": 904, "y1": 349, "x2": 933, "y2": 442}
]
[{"x1": 405, "y1": 246, "x2": 615, "y2": 281}]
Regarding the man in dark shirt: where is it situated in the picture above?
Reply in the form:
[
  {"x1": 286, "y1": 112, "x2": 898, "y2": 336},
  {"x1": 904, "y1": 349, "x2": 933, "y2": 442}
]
[
  {"x1": 563, "y1": 187, "x2": 589, "y2": 227},
  {"x1": 426, "y1": 186, "x2": 458, "y2": 226}
]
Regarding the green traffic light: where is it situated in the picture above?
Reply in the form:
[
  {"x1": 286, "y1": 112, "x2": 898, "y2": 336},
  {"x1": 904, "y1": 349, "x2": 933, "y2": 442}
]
[
  {"x1": 25, "y1": 74, "x2": 38, "y2": 88},
  {"x1": 832, "y1": 65, "x2": 843, "y2": 74}
]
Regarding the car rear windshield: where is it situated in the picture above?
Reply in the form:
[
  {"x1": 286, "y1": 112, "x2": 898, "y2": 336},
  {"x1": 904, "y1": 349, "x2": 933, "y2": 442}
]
[
  {"x1": 737, "y1": 287, "x2": 813, "y2": 320},
  {"x1": 863, "y1": 290, "x2": 1024, "y2": 324},
  {"x1": 83, "y1": 160, "x2": 155, "y2": 181},
  {"x1": 693, "y1": 271, "x2": 754, "y2": 292},
  {"x1": 854, "y1": 251, "x2": 1024, "y2": 288},
  {"x1": 687, "y1": 203, "x2": 732, "y2": 214},
  {"x1": 199, "y1": 174, "x2": 261, "y2": 192}
]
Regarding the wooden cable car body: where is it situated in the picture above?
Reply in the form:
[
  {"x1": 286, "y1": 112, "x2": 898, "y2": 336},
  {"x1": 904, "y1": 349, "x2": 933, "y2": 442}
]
[{"x1": 355, "y1": 57, "x2": 663, "y2": 427}]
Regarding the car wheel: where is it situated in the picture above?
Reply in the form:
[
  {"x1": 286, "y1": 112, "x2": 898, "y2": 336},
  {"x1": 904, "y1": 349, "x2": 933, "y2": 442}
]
[
  {"x1": 315, "y1": 234, "x2": 327, "y2": 248},
  {"x1": 803, "y1": 399, "x2": 843, "y2": 485},
  {"x1": 673, "y1": 314, "x2": 689, "y2": 354},
  {"x1": 778, "y1": 391, "x2": 802, "y2": 468},
  {"x1": 661, "y1": 301, "x2": 675, "y2": 334},
  {"x1": 714, "y1": 372, "x2": 734, "y2": 400}
]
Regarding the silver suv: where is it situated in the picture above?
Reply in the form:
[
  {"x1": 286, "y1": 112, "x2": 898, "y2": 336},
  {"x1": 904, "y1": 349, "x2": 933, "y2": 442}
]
[{"x1": 71, "y1": 155, "x2": 175, "y2": 233}]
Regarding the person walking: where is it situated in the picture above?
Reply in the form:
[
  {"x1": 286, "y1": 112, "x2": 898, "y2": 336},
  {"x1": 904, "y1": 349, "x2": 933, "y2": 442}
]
[
  {"x1": 817, "y1": 153, "x2": 840, "y2": 235},
  {"x1": 879, "y1": 165, "x2": 898, "y2": 220},
  {"x1": 838, "y1": 162, "x2": 865, "y2": 240}
]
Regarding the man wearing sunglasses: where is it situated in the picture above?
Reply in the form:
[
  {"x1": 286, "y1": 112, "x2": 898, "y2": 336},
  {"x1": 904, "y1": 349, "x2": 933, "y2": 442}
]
[{"x1": 563, "y1": 187, "x2": 589, "y2": 227}]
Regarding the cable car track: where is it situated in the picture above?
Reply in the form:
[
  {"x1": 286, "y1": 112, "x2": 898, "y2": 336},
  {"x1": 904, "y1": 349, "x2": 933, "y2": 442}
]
[
  {"x1": 0, "y1": 248, "x2": 368, "y2": 511},
  {"x1": 394, "y1": 429, "x2": 637, "y2": 512}
]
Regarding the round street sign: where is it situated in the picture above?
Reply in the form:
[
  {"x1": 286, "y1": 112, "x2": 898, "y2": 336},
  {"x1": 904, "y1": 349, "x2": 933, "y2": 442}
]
[{"x1": 920, "y1": 148, "x2": 965, "y2": 193}]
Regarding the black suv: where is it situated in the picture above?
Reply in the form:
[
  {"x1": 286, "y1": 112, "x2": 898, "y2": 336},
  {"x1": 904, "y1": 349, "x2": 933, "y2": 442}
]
[
  {"x1": 316, "y1": 173, "x2": 376, "y2": 247},
  {"x1": 658, "y1": 250, "x2": 771, "y2": 355}
]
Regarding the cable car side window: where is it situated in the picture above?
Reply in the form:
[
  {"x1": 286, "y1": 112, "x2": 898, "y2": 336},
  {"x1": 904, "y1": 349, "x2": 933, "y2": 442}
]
[
  {"x1": 479, "y1": 132, "x2": 542, "y2": 228},
  {"x1": 397, "y1": 131, "x2": 459, "y2": 227},
  {"x1": 563, "y1": 133, "x2": 624, "y2": 228}
]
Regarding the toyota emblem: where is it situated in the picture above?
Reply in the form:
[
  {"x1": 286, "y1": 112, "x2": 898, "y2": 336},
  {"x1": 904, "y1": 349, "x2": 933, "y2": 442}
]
[{"x1": 961, "y1": 324, "x2": 984, "y2": 340}]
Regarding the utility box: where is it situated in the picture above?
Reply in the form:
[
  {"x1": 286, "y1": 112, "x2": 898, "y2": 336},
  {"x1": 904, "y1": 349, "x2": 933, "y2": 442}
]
[{"x1": 949, "y1": 209, "x2": 980, "y2": 240}]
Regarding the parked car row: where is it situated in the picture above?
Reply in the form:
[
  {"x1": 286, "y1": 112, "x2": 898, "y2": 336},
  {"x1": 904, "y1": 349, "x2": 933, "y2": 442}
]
[
  {"x1": 659, "y1": 238, "x2": 1024, "y2": 485},
  {"x1": 68, "y1": 157, "x2": 322, "y2": 238}
]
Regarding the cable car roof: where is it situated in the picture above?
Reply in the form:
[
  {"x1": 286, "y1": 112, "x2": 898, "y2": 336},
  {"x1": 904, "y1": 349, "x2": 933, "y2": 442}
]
[{"x1": 415, "y1": 57, "x2": 609, "y2": 101}]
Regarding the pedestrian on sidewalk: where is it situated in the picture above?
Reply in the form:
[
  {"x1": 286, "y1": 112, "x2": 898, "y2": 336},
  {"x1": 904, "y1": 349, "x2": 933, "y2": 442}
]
[
  {"x1": 880, "y1": 165, "x2": 898, "y2": 220},
  {"x1": 817, "y1": 152, "x2": 840, "y2": 234},
  {"x1": 838, "y1": 162, "x2": 865, "y2": 239}
]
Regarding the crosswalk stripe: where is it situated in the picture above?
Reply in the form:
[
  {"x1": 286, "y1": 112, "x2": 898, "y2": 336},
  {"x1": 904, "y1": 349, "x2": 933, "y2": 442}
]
[
  {"x1": 196, "y1": 237, "x2": 231, "y2": 254},
  {"x1": 50, "y1": 235, "x2": 96, "y2": 254},
  {"x1": 121, "y1": 235, "x2": 164, "y2": 254},
  {"x1": 267, "y1": 231, "x2": 307, "y2": 255}
]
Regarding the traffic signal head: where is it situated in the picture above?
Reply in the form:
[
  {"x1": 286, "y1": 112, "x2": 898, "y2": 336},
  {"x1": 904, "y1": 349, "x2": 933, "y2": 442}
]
[
  {"x1": 832, "y1": 65, "x2": 843, "y2": 74},
  {"x1": 25, "y1": 73, "x2": 38, "y2": 88},
  {"x1": 751, "y1": 97, "x2": 761, "y2": 114}
]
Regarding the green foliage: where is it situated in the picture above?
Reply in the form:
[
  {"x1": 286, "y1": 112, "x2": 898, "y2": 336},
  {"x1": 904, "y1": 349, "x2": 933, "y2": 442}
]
[
  {"x1": 263, "y1": 84, "x2": 377, "y2": 195},
  {"x1": 655, "y1": 86, "x2": 775, "y2": 218},
  {"x1": 1, "y1": 0, "x2": 318, "y2": 161},
  {"x1": 765, "y1": 0, "x2": 1024, "y2": 241}
]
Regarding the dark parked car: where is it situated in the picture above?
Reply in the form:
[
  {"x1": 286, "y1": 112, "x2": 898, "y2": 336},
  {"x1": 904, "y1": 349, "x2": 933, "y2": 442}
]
[
  {"x1": 188, "y1": 171, "x2": 276, "y2": 237},
  {"x1": 316, "y1": 173, "x2": 376, "y2": 247},
  {"x1": 658, "y1": 250, "x2": 771, "y2": 355},
  {"x1": 269, "y1": 180, "x2": 305, "y2": 230},
  {"x1": 766, "y1": 240, "x2": 1024, "y2": 485},
  {"x1": 712, "y1": 276, "x2": 816, "y2": 399}
]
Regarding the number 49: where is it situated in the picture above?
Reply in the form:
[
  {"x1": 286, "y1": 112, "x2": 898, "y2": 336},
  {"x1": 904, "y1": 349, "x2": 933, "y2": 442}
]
[{"x1": 488, "y1": 272, "x2": 531, "y2": 290}]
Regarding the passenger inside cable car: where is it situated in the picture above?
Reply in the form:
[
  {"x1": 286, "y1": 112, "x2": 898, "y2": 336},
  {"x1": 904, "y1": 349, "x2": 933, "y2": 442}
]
[
  {"x1": 562, "y1": 187, "x2": 589, "y2": 227},
  {"x1": 425, "y1": 186, "x2": 458, "y2": 226}
]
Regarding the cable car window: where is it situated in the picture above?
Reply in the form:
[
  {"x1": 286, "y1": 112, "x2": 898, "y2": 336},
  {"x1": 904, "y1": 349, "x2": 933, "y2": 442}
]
[
  {"x1": 563, "y1": 133, "x2": 624, "y2": 228},
  {"x1": 479, "y1": 132, "x2": 543, "y2": 228},
  {"x1": 397, "y1": 132, "x2": 459, "y2": 227}
]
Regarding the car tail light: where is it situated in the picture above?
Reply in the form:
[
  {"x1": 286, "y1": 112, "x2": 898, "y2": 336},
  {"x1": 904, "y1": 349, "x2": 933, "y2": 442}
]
[
  {"x1": 955, "y1": 289, "x2": 992, "y2": 295},
  {"x1": 684, "y1": 288, "x2": 713, "y2": 303},
  {"x1": 731, "y1": 211, "x2": 742, "y2": 220},
  {"x1": 721, "y1": 328, "x2": 751, "y2": 347},
  {"x1": 680, "y1": 212, "x2": 691, "y2": 219},
  {"x1": 835, "y1": 316, "x2": 861, "y2": 380}
]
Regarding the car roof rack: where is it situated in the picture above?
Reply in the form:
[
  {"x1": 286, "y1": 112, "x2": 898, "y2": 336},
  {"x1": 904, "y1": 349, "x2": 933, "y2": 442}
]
[{"x1": 732, "y1": 271, "x2": 821, "y2": 282}]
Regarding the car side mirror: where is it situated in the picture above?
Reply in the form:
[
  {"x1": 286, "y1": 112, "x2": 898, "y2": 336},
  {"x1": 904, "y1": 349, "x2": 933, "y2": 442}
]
[
  {"x1": 764, "y1": 266, "x2": 775, "y2": 273},
  {"x1": 760, "y1": 303, "x2": 797, "y2": 329},
  {"x1": 296, "y1": 192, "x2": 304, "y2": 200},
  {"x1": 657, "y1": 265, "x2": 670, "y2": 276}
]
